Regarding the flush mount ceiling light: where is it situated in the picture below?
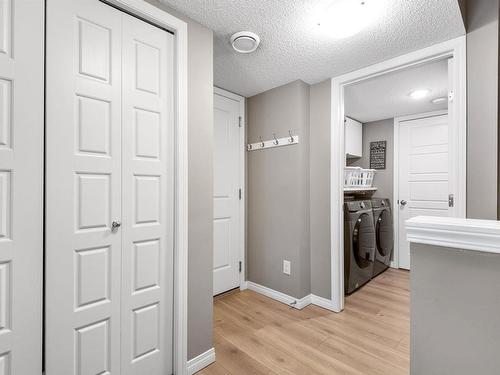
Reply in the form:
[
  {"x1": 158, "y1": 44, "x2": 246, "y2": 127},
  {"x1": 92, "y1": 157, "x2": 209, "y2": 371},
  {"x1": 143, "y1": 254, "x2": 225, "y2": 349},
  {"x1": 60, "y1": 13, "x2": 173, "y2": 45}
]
[
  {"x1": 409, "y1": 89, "x2": 431, "y2": 100},
  {"x1": 432, "y1": 97, "x2": 447, "y2": 104},
  {"x1": 315, "y1": 0, "x2": 386, "y2": 39},
  {"x1": 230, "y1": 31, "x2": 260, "y2": 54}
]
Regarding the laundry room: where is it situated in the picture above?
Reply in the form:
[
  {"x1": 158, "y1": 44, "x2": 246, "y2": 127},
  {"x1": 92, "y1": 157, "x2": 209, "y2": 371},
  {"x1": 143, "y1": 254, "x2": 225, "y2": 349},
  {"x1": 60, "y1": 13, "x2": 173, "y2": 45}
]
[{"x1": 342, "y1": 57, "x2": 450, "y2": 296}]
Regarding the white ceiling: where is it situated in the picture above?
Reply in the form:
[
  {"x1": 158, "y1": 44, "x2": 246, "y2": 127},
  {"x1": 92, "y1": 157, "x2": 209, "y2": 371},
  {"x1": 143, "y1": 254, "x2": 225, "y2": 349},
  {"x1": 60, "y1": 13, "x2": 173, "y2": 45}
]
[
  {"x1": 345, "y1": 58, "x2": 448, "y2": 123},
  {"x1": 159, "y1": 0, "x2": 465, "y2": 97}
]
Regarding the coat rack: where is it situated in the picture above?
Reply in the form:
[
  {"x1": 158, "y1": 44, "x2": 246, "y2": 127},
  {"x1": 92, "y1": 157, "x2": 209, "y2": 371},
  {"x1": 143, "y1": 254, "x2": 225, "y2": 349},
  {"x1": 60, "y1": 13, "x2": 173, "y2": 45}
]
[{"x1": 247, "y1": 131, "x2": 299, "y2": 151}]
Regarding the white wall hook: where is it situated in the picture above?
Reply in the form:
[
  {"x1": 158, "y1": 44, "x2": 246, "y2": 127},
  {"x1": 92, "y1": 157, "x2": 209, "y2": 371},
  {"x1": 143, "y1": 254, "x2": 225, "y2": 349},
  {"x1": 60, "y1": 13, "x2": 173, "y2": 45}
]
[{"x1": 247, "y1": 135, "x2": 299, "y2": 151}]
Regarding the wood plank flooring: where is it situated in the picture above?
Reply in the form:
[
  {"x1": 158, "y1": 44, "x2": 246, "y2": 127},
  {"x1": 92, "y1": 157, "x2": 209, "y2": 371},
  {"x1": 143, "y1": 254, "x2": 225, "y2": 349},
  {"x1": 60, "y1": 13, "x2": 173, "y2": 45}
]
[{"x1": 198, "y1": 268, "x2": 410, "y2": 375}]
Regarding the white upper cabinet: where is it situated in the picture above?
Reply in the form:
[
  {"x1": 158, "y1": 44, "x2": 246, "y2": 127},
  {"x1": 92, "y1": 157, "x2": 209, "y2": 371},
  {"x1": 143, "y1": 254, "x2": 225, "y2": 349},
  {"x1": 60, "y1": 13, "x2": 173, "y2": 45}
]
[{"x1": 345, "y1": 117, "x2": 362, "y2": 158}]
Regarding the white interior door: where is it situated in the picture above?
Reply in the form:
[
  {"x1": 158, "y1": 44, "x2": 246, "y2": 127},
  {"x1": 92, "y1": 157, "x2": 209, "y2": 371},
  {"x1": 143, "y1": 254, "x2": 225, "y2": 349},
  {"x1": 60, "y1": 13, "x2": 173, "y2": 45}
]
[
  {"x1": 46, "y1": 1, "x2": 173, "y2": 374},
  {"x1": 121, "y1": 12, "x2": 173, "y2": 375},
  {"x1": 46, "y1": 1, "x2": 123, "y2": 372},
  {"x1": 0, "y1": 0, "x2": 43, "y2": 373},
  {"x1": 398, "y1": 113, "x2": 452, "y2": 269},
  {"x1": 213, "y1": 92, "x2": 241, "y2": 296}
]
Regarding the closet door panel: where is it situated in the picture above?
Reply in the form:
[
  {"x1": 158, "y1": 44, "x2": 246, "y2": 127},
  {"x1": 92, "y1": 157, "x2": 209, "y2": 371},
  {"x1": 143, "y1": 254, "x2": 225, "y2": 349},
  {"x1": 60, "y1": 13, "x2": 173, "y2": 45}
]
[
  {"x1": 0, "y1": 0, "x2": 43, "y2": 373},
  {"x1": 45, "y1": 0, "x2": 122, "y2": 373},
  {"x1": 121, "y1": 13, "x2": 174, "y2": 375}
]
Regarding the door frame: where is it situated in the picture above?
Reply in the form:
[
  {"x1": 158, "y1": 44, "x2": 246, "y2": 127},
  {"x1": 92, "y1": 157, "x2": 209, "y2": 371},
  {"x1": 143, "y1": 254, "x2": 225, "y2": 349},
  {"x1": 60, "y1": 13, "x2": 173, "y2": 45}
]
[
  {"x1": 330, "y1": 36, "x2": 467, "y2": 312},
  {"x1": 101, "y1": 1, "x2": 188, "y2": 373},
  {"x1": 213, "y1": 86, "x2": 246, "y2": 290},
  {"x1": 392, "y1": 109, "x2": 450, "y2": 269}
]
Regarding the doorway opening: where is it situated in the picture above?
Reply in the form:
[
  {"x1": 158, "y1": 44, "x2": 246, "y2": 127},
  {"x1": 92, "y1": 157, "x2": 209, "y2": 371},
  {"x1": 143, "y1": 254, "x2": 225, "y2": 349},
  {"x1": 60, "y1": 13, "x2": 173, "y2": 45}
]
[{"x1": 331, "y1": 36, "x2": 467, "y2": 312}]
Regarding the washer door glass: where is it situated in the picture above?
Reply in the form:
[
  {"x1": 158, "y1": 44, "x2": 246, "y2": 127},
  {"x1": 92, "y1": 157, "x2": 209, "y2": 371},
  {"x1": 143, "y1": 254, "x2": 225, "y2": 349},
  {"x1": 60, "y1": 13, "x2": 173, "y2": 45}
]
[
  {"x1": 353, "y1": 213, "x2": 375, "y2": 268},
  {"x1": 376, "y1": 209, "x2": 394, "y2": 256}
]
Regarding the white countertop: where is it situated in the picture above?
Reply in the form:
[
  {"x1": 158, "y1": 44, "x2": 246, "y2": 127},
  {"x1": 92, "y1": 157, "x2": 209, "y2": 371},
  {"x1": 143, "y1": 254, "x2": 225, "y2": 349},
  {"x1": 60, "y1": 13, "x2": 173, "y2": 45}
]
[{"x1": 406, "y1": 216, "x2": 500, "y2": 254}]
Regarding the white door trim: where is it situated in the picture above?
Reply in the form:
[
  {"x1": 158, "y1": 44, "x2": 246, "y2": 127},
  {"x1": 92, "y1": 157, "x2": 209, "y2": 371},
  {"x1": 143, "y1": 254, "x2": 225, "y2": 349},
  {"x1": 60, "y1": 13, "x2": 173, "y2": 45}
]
[
  {"x1": 102, "y1": 1, "x2": 188, "y2": 373},
  {"x1": 213, "y1": 86, "x2": 246, "y2": 290},
  {"x1": 392, "y1": 110, "x2": 449, "y2": 269},
  {"x1": 330, "y1": 36, "x2": 467, "y2": 312}
]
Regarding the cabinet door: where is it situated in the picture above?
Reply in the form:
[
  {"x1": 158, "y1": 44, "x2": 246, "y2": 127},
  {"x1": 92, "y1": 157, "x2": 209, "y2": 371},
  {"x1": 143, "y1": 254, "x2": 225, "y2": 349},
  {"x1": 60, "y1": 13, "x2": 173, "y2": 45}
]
[{"x1": 345, "y1": 117, "x2": 363, "y2": 158}]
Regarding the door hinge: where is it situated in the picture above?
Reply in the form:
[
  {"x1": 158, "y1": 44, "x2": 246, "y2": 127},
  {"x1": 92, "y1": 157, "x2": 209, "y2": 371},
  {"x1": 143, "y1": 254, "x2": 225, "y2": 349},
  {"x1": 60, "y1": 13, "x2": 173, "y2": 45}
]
[
  {"x1": 239, "y1": 261, "x2": 242, "y2": 273},
  {"x1": 239, "y1": 188, "x2": 242, "y2": 200},
  {"x1": 238, "y1": 116, "x2": 242, "y2": 127},
  {"x1": 448, "y1": 194, "x2": 454, "y2": 208},
  {"x1": 448, "y1": 90, "x2": 454, "y2": 103}
]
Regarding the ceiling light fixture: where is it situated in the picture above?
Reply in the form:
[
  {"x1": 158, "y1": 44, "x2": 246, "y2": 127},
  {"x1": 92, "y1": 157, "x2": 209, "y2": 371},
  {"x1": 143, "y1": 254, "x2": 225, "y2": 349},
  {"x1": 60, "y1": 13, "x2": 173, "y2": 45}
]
[
  {"x1": 315, "y1": 0, "x2": 386, "y2": 39},
  {"x1": 230, "y1": 31, "x2": 260, "y2": 54},
  {"x1": 431, "y1": 97, "x2": 447, "y2": 104},
  {"x1": 409, "y1": 89, "x2": 431, "y2": 100}
]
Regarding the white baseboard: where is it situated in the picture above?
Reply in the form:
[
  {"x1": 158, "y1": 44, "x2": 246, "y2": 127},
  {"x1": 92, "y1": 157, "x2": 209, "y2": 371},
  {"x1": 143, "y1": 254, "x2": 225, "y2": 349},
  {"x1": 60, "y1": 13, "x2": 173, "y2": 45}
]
[
  {"x1": 187, "y1": 347, "x2": 216, "y2": 375},
  {"x1": 246, "y1": 281, "x2": 307, "y2": 309},
  {"x1": 295, "y1": 294, "x2": 312, "y2": 309},
  {"x1": 310, "y1": 294, "x2": 339, "y2": 312},
  {"x1": 245, "y1": 281, "x2": 338, "y2": 312}
]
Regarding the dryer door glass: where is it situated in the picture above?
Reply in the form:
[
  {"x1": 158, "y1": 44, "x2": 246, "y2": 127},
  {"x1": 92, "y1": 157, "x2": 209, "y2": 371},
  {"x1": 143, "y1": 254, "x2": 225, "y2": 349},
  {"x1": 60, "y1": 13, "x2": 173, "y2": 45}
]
[
  {"x1": 353, "y1": 213, "x2": 375, "y2": 268},
  {"x1": 376, "y1": 210, "x2": 394, "y2": 256}
]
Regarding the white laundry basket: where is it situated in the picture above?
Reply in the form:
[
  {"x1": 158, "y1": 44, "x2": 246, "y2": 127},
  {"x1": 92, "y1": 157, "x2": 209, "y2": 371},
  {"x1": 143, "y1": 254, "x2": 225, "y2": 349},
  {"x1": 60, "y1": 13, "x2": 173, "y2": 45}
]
[{"x1": 344, "y1": 167, "x2": 375, "y2": 188}]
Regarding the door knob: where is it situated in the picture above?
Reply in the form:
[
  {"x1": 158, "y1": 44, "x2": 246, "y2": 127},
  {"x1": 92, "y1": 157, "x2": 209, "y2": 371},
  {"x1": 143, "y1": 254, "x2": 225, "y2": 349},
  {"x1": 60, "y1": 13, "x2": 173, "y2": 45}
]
[
  {"x1": 400, "y1": 200, "x2": 407, "y2": 207},
  {"x1": 111, "y1": 221, "x2": 121, "y2": 233}
]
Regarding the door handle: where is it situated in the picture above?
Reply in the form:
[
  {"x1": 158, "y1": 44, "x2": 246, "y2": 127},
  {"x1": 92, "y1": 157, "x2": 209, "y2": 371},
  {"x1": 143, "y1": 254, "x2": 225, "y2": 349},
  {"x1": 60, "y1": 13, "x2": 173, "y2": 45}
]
[
  {"x1": 111, "y1": 221, "x2": 121, "y2": 233},
  {"x1": 400, "y1": 200, "x2": 407, "y2": 207}
]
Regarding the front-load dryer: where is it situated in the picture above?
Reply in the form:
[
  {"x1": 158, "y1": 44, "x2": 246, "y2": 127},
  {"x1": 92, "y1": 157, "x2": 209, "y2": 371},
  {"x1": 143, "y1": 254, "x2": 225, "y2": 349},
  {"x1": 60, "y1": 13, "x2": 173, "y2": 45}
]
[
  {"x1": 344, "y1": 200, "x2": 376, "y2": 294},
  {"x1": 371, "y1": 198, "x2": 394, "y2": 277}
]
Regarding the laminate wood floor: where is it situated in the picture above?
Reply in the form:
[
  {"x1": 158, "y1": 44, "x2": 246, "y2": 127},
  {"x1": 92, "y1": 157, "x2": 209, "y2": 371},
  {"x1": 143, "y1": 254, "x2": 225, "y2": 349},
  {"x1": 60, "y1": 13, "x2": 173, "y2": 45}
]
[{"x1": 198, "y1": 268, "x2": 410, "y2": 375}]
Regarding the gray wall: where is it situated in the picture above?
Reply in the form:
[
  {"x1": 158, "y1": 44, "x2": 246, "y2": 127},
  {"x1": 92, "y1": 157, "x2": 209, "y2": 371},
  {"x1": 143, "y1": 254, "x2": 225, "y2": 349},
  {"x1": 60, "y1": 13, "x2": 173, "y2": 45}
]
[
  {"x1": 465, "y1": 0, "x2": 499, "y2": 219},
  {"x1": 146, "y1": 0, "x2": 214, "y2": 361},
  {"x1": 348, "y1": 118, "x2": 394, "y2": 200},
  {"x1": 247, "y1": 80, "x2": 311, "y2": 299},
  {"x1": 309, "y1": 80, "x2": 331, "y2": 299},
  {"x1": 411, "y1": 243, "x2": 500, "y2": 374},
  {"x1": 458, "y1": 0, "x2": 467, "y2": 27}
]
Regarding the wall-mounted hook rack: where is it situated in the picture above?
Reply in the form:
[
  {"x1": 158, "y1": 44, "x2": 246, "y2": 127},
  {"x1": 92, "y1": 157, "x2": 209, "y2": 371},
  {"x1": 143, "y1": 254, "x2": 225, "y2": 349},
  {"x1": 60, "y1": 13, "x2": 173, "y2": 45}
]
[{"x1": 247, "y1": 134, "x2": 299, "y2": 151}]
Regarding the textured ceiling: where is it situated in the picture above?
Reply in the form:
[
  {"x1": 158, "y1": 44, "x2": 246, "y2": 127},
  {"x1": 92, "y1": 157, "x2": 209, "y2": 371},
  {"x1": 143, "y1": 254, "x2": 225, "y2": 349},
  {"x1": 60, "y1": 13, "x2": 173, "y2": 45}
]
[
  {"x1": 345, "y1": 58, "x2": 448, "y2": 123},
  {"x1": 160, "y1": 0, "x2": 465, "y2": 97}
]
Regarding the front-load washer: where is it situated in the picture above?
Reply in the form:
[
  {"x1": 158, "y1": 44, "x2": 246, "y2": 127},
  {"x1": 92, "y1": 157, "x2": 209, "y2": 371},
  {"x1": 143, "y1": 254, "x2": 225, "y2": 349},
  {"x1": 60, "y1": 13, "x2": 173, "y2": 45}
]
[
  {"x1": 344, "y1": 200, "x2": 376, "y2": 294},
  {"x1": 371, "y1": 198, "x2": 394, "y2": 277}
]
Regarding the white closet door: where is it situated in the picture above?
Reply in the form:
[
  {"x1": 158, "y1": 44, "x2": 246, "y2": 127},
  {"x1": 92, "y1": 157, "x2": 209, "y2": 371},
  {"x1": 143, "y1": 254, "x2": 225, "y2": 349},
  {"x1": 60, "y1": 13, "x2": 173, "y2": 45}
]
[
  {"x1": 121, "y1": 13, "x2": 174, "y2": 375},
  {"x1": 45, "y1": 0, "x2": 123, "y2": 373},
  {"x1": 0, "y1": 0, "x2": 43, "y2": 373},
  {"x1": 213, "y1": 93, "x2": 241, "y2": 295}
]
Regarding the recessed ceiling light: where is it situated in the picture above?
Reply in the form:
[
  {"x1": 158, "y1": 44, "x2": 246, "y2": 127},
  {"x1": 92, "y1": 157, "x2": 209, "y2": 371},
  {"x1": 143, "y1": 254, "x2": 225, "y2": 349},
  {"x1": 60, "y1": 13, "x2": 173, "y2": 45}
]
[
  {"x1": 409, "y1": 89, "x2": 430, "y2": 100},
  {"x1": 431, "y1": 97, "x2": 447, "y2": 104},
  {"x1": 315, "y1": 0, "x2": 386, "y2": 39},
  {"x1": 230, "y1": 31, "x2": 260, "y2": 54}
]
